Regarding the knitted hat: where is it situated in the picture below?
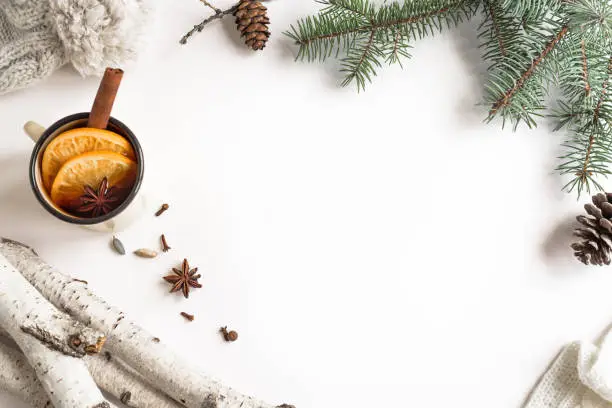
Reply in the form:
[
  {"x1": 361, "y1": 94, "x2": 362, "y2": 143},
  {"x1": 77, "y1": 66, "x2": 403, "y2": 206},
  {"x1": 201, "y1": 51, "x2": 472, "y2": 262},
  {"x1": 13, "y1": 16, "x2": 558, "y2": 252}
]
[{"x1": 0, "y1": 0, "x2": 150, "y2": 95}]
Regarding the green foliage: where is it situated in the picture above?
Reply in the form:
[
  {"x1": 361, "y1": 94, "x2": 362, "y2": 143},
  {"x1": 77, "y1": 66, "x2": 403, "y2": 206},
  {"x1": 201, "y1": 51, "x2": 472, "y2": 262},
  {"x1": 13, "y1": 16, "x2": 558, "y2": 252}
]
[
  {"x1": 483, "y1": 8, "x2": 567, "y2": 129},
  {"x1": 285, "y1": 0, "x2": 478, "y2": 91},
  {"x1": 552, "y1": 0, "x2": 612, "y2": 195},
  {"x1": 286, "y1": 0, "x2": 612, "y2": 197},
  {"x1": 497, "y1": 0, "x2": 555, "y2": 22}
]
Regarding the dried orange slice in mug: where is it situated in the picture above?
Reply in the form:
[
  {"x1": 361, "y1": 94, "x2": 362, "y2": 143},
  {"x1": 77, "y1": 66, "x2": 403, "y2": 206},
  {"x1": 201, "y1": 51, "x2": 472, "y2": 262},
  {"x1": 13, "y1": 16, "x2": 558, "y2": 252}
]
[
  {"x1": 50, "y1": 151, "x2": 137, "y2": 211},
  {"x1": 41, "y1": 128, "x2": 135, "y2": 191}
]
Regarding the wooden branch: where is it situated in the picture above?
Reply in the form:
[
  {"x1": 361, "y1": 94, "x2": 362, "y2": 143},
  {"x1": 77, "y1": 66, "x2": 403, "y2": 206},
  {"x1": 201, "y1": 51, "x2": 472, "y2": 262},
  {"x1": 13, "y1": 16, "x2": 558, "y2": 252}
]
[
  {"x1": 179, "y1": 5, "x2": 239, "y2": 45},
  {"x1": 21, "y1": 321, "x2": 105, "y2": 358},
  {"x1": 0, "y1": 331, "x2": 180, "y2": 408},
  {"x1": 0, "y1": 239, "x2": 294, "y2": 408},
  {"x1": 0, "y1": 252, "x2": 110, "y2": 408},
  {"x1": 0, "y1": 338, "x2": 52, "y2": 407}
]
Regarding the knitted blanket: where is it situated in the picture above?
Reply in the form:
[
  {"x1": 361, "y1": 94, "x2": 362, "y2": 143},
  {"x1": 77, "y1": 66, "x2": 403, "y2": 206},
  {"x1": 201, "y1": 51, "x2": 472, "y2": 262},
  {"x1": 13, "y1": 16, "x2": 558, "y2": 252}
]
[
  {"x1": 525, "y1": 337, "x2": 612, "y2": 408},
  {"x1": 0, "y1": 0, "x2": 150, "y2": 95}
]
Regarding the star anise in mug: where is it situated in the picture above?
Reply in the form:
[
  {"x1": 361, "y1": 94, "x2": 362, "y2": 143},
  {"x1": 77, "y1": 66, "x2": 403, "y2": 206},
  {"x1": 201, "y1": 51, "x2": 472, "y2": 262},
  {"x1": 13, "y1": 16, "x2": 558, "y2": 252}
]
[
  {"x1": 163, "y1": 259, "x2": 202, "y2": 298},
  {"x1": 77, "y1": 177, "x2": 119, "y2": 218}
]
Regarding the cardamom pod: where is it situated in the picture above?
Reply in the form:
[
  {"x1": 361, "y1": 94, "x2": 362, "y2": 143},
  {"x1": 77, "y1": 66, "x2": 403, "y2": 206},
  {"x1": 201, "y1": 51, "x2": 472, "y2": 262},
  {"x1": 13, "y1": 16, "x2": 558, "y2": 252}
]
[
  {"x1": 133, "y1": 248, "x2": 158, "y2": 258},
  {"x1": 111, "y1": 236, "x2": 126, "y2": 255}
]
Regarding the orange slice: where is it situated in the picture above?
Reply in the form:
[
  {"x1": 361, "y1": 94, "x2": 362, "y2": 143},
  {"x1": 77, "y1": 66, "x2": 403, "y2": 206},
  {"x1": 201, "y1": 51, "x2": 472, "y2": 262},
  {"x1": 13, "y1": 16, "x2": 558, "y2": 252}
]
[
  {"x1": 41, "y1": 128, "x2": 135, "y2": 191},
  {"x1": 50, "y1": 151, "x2": 137, "y2": 211}
]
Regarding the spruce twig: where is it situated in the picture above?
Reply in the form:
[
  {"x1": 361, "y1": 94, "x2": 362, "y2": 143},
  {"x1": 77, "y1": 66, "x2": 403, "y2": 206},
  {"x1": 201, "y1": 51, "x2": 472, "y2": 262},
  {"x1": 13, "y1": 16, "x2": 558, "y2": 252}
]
[
  {"x1": 581, "y1": 40, "x2": 592, "y2": 96},
  {"x1": 285, "y1": 0, "x2": 477, "y2": 90},
  {"x1": 489, "y1": 25, "x2": 569, "y2": 116},
  {"x1": 286, "y1": 0, "x2": 612, "y2": 197},
  {"x1": 483, "y1": 0, "x2": 507, "y2": 57}
]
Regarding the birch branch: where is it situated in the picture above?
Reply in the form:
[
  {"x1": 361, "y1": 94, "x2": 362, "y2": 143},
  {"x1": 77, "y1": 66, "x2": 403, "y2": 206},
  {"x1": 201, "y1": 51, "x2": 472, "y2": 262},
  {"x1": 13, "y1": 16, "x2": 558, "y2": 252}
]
[
  {"x1": 0, "y1": 338, "x2": 52, "y2": 407},
  {"x1": 0, "y1": 239, "x2": 294, "y2": 408},
  {"x1": 0, "y1": 252, "x2": 110, "y2": 408},
  {"x1": 0, "y1": 331, "x2": 181, "y2": 408}
]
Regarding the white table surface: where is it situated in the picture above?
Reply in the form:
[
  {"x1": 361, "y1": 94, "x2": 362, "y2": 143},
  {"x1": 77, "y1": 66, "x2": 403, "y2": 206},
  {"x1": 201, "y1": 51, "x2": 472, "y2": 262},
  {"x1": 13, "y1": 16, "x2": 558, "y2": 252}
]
[{"x1": 1, "y1": 2, "x2": 611, "y2": 407}]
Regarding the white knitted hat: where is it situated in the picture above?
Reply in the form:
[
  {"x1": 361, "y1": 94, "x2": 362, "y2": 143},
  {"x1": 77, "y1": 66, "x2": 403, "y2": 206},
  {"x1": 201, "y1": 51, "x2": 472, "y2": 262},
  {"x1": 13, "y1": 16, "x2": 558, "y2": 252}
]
[{"x1": 0, "y1": 0, "x2": 150, "y2": 95}]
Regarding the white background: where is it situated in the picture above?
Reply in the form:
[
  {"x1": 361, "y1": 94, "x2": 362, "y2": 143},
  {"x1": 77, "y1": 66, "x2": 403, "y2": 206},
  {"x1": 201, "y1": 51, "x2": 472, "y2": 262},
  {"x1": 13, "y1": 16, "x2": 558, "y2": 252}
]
[{"x1": 1, "y1": 1, "x2": 612, "y2": 407}]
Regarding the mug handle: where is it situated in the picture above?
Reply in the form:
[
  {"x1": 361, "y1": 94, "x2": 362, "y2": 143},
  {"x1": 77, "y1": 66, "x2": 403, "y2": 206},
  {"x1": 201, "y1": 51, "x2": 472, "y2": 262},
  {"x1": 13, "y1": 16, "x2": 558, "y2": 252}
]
[{"x1": 24, "y1": 121, "x2": 46, "y2": 143}]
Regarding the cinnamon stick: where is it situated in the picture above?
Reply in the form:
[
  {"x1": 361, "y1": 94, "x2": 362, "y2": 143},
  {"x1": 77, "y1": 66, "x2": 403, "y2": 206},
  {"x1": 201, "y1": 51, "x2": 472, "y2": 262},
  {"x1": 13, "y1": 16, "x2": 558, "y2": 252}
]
[{"x1": 88, "y1": 68, "x2": 124, "y2": 129}]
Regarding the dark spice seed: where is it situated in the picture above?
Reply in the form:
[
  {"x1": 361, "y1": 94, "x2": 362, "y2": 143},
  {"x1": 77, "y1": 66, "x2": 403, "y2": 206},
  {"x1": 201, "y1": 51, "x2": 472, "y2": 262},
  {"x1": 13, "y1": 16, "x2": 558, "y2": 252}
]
[
  {"x1": 120, "y1": 391, "x2": 131, "y2": 404},
  {"x1": 104, "y1": 351, "x2": 111, "y2": 362},
  {"x1": 152, "y1": 337, "x2": 160, "y2": 343},
  {"x1": 180, "y1": 312, "x2": 195, "y2": 321},
  {"x1": 220, "y1": 326, "x2": 238, "y2": 342},
  {"x1": 161, "y1": 234, "x2": 171, "y2": 252},
  {"x1": 155, "y1": 203, "x2": 169, "y2": 216}
]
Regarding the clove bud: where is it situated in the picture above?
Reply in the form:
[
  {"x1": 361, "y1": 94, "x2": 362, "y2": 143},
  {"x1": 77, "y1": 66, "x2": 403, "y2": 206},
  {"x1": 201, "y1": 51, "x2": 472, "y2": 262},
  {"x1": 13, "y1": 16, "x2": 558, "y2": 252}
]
[
  {"x1": 220, "y1": 326, "x2": 238, "y2": 342},
  {"x1": 155, "y1": 203, "x2": 169, "y2": 217}
]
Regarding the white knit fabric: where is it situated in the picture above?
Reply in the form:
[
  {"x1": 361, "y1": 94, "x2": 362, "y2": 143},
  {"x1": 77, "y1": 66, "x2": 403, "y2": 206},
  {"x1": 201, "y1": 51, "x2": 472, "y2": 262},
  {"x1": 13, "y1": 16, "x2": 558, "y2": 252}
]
[
  {"x1": 524, "y1": 340, "x2": 612, "y2": 408},
  {"x1": 0, "y1": 0, "x2": 151, "y2": 95}
]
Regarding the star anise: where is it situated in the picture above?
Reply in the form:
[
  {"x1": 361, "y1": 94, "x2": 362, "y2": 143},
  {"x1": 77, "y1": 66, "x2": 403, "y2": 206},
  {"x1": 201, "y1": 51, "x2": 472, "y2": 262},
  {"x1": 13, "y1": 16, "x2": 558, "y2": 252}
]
[
  {"x1": 163, "y1": 259, "x2": 202, "y2": 298},
  {"x1": 77, "y1": 177, "x2": 119, "y2": 218}
]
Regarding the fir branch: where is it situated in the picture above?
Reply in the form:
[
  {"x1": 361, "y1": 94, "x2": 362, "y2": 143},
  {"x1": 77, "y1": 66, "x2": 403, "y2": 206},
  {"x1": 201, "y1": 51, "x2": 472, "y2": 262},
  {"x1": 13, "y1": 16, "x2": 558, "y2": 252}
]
[
  {"x1": 489, "y1": 25, "x2": 569, "y2": 117},
  {"x1": 593, "y1": 56, "x2": 612, "y2": 120},
  {"x1": 341, "y1": 29, "x2": 386, "y2": 91},
  {"x1": 581, "y1": 40, "x2": 592, "y2": 96},
  {"x1": 285, "y1": 0, "x2": 477, "y2": 89},
  {"x1": 291, "y1": 2, "x2": 455, "y2": 45},
  {"x1": 500, "y1": 0, "x2": 557, "y2": 22},
  {"x1": 483, "y1": 0, "x2": 507, "y2": 57},
  {"x1": 556, "y1": 54, "x2": 612, "y2": 196},
  {"x1": 387, "y1": 30, "x2": 404, "y2": 65},
  {"x1": 286, "y1": 0, "x2": 612, "y2": 198}
]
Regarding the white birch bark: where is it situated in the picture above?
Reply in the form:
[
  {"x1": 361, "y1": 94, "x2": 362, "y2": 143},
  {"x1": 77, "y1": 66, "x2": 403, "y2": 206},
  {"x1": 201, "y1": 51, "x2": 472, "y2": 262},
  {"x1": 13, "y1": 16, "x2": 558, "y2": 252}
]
[
  {"x1": 0, "y1": 239, "x2": 294, "y2": 408},
  {"x1": 0, "y1": 331, "x2": 181, "y2": 408},
  {"x1": 0, "y1": 338, "x2": 51, "y2": 407},
  {"x1": 0, "y1": 251, "x2": 111, "y2": 408}
]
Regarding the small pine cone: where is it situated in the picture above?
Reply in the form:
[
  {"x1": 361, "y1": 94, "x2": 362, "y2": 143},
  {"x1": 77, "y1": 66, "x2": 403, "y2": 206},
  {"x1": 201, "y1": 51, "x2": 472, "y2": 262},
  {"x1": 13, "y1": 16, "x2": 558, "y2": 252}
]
[
  {"x1": 233, "y1": 0, "x2": 270, "y2": 50},
  {"x1": 572, "y1": 192, "x2": 612, "y2": 266}
]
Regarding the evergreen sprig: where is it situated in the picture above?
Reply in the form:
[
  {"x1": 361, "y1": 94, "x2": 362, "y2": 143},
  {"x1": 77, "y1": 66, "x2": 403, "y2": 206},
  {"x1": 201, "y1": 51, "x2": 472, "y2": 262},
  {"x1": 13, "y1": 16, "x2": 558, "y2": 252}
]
[
  {"x1": 285, "y1": 0, "x2": 478, "y2": 91},
  {"x1": 286, "y1": 0, "x2": 612, "y2": 197}
]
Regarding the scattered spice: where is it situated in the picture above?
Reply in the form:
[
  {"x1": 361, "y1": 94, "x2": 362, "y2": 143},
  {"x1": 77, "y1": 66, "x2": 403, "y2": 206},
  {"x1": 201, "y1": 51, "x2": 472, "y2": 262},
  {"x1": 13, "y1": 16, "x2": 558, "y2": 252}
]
[
  {"x1": 111, "y1": 236, "x2": 126, "y2": 255},
  {"x1": 77, "y1": 177, "x2": 119, "y2": 217},
  {"x1": 133, "y1": 248, "x2": 158, "y2": 258},
  {"x1": 161, "y1": 234, "x2": 171, "y2": 252},
  {"x1": 72, "y1": 278, "x2": 88, "y2": 285},
  {"x1": 120, "y1": 391, "x2": 131, "y2": 404},
  {"x1": 152, "y1": 337, "x2": 160, "y2": 343},
  {"x1": 155, "y1": 203, "x2": 169, "y2": 217},
  {"x1": 220, "y1": 326, "x2": 238, "y2": 342},
  {"x1": 180, "y1": 312, "x2": 195, "y2": 321},
  {"x1": 70, "y1": 336, "x2": 82, "y2": 348},
  {"x1": 162, "y1": 259, "x2": 202, "y2": 298},
  {"x1": 104, "y1": 351, "x2": 112, "y2": 362}
]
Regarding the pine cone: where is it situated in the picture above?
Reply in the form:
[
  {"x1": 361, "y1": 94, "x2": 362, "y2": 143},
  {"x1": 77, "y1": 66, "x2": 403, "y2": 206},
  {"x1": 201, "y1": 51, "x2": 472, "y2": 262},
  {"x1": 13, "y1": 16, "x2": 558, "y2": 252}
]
[
  {"x1": 234, "y1": 0, "x2": 270, "y2": 50},
  {"x1": 572, "y1": 192, "x2": 612, "y2": 265}
]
